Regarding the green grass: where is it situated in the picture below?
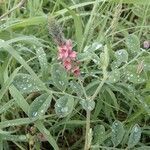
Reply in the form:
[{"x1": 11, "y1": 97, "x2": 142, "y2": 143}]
[{"x1": 0, "y1": 0, "x2": 150, "y2": 149}]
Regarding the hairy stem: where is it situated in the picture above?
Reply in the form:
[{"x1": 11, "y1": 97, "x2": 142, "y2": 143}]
[
  {"x1": 84, "y1": 110, "x2": 91, "y2": 150},
  {"x1": 84, "y1": 75, "x2": 107, "y2": 150},
  {"x1": 91, "y1": 76, "x2": 107, "y2": 101}
]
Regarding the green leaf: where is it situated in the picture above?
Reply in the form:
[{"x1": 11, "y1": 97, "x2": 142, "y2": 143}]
[
  {"x1": 115, "y1": 49, "x2": 128, "y2": 63},
  {"x1": 128, "y1": 124, "x2": 142, "y2": 148},
  {"x1": 9, "y1": 85, "x2": 29, "y2": 114},
  {"x1": 78, "y1": 51, "x2": 100, "y2": 65},
  {"x1": 108, "y1": 69, "x2": 120, "y2": 83},
  {"x1": 51, "y1": 64, "x2": 68, "y2": 91},
  {"x1": 70, "y1": 81, "x2": 83, "y2": 97},
  {"x1": 132, "y1": 5, "x2": 150, "y2": 18},
  {"x1": 0, "y1": 118, "x2": 33, "y2": 129},
  {"x1": 124, "y1": 65, "x2": 146, "y2": 84},
  {"x1": 0, "y1": 134, "x2": 27, "y2": 142},
  {"x1": 80, "y1": 99, "x2": 95, "y2": 111},
  {"x1": 83, "y1": 42, "x2": 103, "y2": 53},
  {"x1": 111, "y1": 120, "x2": 125, "y2": 147},
  {"x1": 85, "y1": 79, "x2": 99, "y2": 95},
  {"x1": 35, "y1": 47, "x2": 48, "y2": 80},
  {"x1": 13, "y1": 73, "x2": 42, "y2": 93},
  {"x1": 111, "y1": 60, "x2": 122, "y2": 69},
  {"x1": 77, "y1": 52, "x2": 91, "y2": 62},
  {"x1": 126, "y1": 34, "x2": 140, "y2": 54},
  {"x1": 93, "y1": 98, "x2": 103, "y2": 119},
  {"x1": 55, "y1": 95, "x2": 74, "y2": 118},
  {"x1": 28, "y1": 93, "x2": 52, "y2": 118},
  {"x1": 3, "y1": 44, "x2": 48, "y2": 93},
  {"x1": 8, "y1": 84, "x2": 58, "y2": 150},
  {"x1": 93, "y1": 125, "x2": 105, "y2": 145},
  {"x1": 139, "y1": 56, "x2": 150, "y2": 71}
]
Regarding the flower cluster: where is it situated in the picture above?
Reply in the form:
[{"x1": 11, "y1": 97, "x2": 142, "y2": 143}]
[{"x1": 58, "y1": 40, "x2": 80, "y2": 77}]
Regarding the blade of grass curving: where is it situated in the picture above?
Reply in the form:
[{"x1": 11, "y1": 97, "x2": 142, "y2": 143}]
[
  {"x1": 0, "y1": 118, "x2": 33, "y2": 128},
  {"x1": 55, "y1": 0, "x2": 150, "y2": 18},
  {"x1": 80, "y1": 0, "x2": 100, "y2": 51},
  {"x1": 9, "y1": 85, "x2": 29, "y2": 113},
  {"x1": 0, "y1": 67, "x2": 20, "y2": 101},
  {"x1": 105, "y1": 86, "x2": 119, "y2": 111},
  {"x1": 1, "y1": 1, "x2": 147, "y2": 33},
  {"x1": 55, "y1": 1, "x2": 94, "y2": 16},
  {"x1": 0, "y1": 134, "x2": 27, "y2": 142},
  {"x1": 2, "y1": 44, "x2": 51, "y2": 94},
  {"x1": 35, "y1": 121, "x2": 59, "y2": 150},
  {"x1": 0, "y1": 1, "x2": 148, "y2": 32},
  {"x1": 0, "y1": 99, "x2": 14, "y2": 114},
  {"x1": 0, "y1": 16, "x2": 47, "y2": 32},
  {"x1": 6, "y1": 36, "x2": 44, "y2": 47},
  {"x1": 92, "y1": 96, "x2": 103, "y2": 120}
]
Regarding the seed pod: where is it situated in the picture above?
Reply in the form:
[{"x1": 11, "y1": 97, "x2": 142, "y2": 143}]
[{"x1": 48, "y1": 16, "x2": 66, "y2": 45}]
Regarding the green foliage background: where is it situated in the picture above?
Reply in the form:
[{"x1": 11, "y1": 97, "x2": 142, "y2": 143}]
[{"x1": 0, "y1": 0, "x2": 150, "y2": 149}]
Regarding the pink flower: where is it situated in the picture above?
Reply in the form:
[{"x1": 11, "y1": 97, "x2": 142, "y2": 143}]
[
  {"x1": 57, "y1": 39, "x2": 80, "y2": 77},
  {"x1": 63, "y1": 58, "x2": 72, "y2": 70},
  {"x1": 58, "y1": 46, "x2": 68, "y2": 60},
  {"x1": 72, "y1": 66, "x2": 80, "y2": 77},
  {"x1": 69, "y1": 51, "x2": 77, "y2": 60}
]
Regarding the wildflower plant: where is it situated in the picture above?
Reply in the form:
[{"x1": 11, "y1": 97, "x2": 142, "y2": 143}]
[
  {"x1": 48, "y1": 16, "x2": 80, "y2": 77},
  {"x1": 0, "y1": 0, "x2": 150, "y2": 150}
]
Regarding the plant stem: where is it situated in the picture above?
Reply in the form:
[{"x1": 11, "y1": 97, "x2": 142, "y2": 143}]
[
  {"x1": 84, "y1": 76, "x2": 107, "y2": 150},
  {"x1": 84, "y1": 45, "x2": 108, "y2": 150},
  {"x1": 91, "y1": 76, "x2": 107, "y2": 101},
  {"x1": 78, "y1": 77, "x2": 88, "y2": 99},
  {"x1": 84, "y1": 110, "x2": 91, "y2": 150}
]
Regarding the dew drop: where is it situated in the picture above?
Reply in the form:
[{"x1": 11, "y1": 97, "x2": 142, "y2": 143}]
[
  {"x1": 61, "y1": 107, "x2": 68, "y2": 113},
  {"x1": 32, "y1": 112, "x2": 38, "y2": 117},
  {"x1": 134, "y1": 126, "x2": 139, "y2": 132},
  {"x1": 41, "y1": 110, "x2": 44, "y2": 113}
]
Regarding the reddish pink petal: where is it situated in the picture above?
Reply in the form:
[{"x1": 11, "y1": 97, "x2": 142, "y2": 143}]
[
  {"x1": 63, "y1": 59, "x2": 72, "y2": 70},
  {"x1": 63, "y1": 51, "x2": 69, "y2": 59},
  {"x1": 58, "y1": 48, "x2": 69, "y2": 60},
  {"x1": 72, "y1": 66, "x2": 80, "y2": 77},
  {"x1": 57, "y1": 39, "x2": 80, "y2": 76},
  {"x1": 69, "y1": 51, "x2": 77, "y2": 59},
  {"x1": 65, "y1": 64, "x2": 72, "y2": 70}
]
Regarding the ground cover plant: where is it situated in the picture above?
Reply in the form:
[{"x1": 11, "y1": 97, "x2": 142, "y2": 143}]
[{"x1": 0, "y1": 0, "x2": 150, "y2": 149}]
